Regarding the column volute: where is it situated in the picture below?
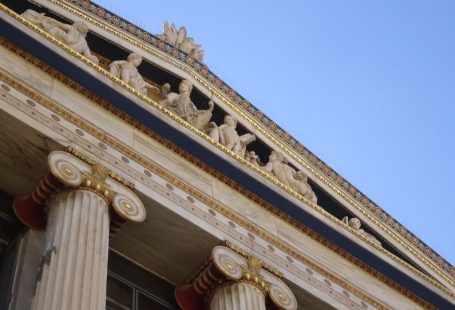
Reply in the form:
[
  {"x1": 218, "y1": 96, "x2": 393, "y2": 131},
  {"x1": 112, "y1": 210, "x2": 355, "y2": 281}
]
[{"x1": 13, "y1": 150, "x2": 146, "y2": 233}]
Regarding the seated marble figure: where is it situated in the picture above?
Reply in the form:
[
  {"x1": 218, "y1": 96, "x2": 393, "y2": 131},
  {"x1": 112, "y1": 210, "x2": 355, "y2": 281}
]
[
  {"x1": 207, "y1": 115, "x2": 256, "y2": 157},
  {"x1": 109, "y1": 53, "x2": 154, "y2": 95},
  {"x1": 21, "y1": 9, "x2": 99, "y2": 64},
  {"x1": 263, "y1": 151, "x2": 317, "y2": 203},
  {"x1": 160, "y1": 80, "x2": 214, "y2": 131}
]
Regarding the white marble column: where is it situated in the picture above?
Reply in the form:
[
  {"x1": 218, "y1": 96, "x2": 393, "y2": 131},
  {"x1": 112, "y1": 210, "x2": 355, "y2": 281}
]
[
  {"x1": 31, "y1": 189, "x2": 110, "y2": 310},
  {"x1": 210, "y1": 281, "x2": 266, "y2": 310},
  {"x1": 13, "y1": 150, "x2": 146, "y2": 310}
]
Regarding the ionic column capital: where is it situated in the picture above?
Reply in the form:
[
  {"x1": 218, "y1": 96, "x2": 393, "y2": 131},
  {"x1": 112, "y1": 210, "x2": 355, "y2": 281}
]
[
  {"x1": 175, "y1": 245, "x2": 297, "y2": 310},
  {"x1": 13, "y1": 150, "x2": 146, "y2": 231}
]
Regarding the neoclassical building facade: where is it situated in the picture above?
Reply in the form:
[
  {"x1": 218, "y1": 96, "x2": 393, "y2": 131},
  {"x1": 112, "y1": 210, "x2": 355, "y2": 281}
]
[{"x1": 0, "y1": 0, "x2": 454, "y2": 309}]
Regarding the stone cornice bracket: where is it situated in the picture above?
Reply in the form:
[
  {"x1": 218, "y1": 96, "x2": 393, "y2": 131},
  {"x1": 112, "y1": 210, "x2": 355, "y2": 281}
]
[
  {"x1": 175, "y1": 245, "x2": 297, "y2": 310},
  {"x1": 13, "y1": 150, "x2": 146, "y2": 232}
]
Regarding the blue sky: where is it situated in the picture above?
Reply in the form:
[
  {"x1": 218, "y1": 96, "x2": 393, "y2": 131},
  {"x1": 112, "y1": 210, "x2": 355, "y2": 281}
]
[{"x1": 93, "y1": 0, "x2": 455, "y2": 265}]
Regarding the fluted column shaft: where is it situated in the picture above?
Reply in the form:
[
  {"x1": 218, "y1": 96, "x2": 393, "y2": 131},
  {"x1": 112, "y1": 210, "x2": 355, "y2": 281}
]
[
  {"x1": 210, "y1": 281, "x2": 266, "y2": 310},
  {"x1": 31, "y1": 189, "x2": 110, "y2": 310}
]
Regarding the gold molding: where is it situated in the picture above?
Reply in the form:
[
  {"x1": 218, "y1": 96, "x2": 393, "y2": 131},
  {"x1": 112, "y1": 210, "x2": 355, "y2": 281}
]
[{"x1": 0, "y1": 64, "x2": 443, "y2": 309}]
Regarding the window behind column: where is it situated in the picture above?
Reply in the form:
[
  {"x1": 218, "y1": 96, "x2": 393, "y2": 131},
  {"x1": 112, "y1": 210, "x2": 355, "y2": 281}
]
[
  {"x1": 0, "y1": 190, "x2": 22, "y2": 309},
  {"x1": 107, "y1": 250, "x2": 178, "y2": 310}
]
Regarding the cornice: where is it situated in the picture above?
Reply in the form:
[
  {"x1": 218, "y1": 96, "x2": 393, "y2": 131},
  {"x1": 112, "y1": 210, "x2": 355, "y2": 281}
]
[
  {"x1": 24, "y1": 0, "x2": 455, "y2": 280},
  {"x1": 0, "y1": 37, "x2": 451, "y2": 308}
]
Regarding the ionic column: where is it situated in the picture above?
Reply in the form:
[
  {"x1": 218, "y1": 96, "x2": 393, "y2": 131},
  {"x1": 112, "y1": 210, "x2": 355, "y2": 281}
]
[
  {"x1": 209, "y1": 280, "x2": 266, "y2": 310},
  {"x1": 31, "y1": 188, "x2": 110, "y2": 310},
  {"x1": 13, "y1": 150, "x2": 146, "y2": 310},
  {"x1": 175, "y1": 245, "x2": 297, "y2": 310}
]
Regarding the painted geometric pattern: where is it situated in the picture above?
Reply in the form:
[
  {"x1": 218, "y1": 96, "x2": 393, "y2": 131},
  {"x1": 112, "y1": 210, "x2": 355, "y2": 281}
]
[{"x1": 48, "y1": 0, "x2": 455, "y2": 277}]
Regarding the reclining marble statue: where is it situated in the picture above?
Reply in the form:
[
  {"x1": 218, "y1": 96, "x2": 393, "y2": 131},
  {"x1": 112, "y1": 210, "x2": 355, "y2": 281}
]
[
  {"x1": 342, "y1": 216, "x2": 382, "y2": 247},
  {"x1": 207, "y1": 115, "x2": 256, "y2": 157},
  {"x1": 109, "y1": 53, "x2": 154, "y2": 95},
  {"x1": 160, "y1": 80, "x2": 214, "y2": 131},
  {"x1": 263, "y1": 151, "x2": 317, "y2": 203},
  {"x1": 21, "y1": 9, "x2": 99, "y2": 64}
]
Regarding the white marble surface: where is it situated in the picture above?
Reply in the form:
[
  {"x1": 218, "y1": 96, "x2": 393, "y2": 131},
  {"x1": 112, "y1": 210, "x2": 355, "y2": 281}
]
[
  {"x1": 133, "y1": 132, "x2": 213, "y2": 194},
  {"x1": 210, "y1": 177, "x2": 278, "y2": 235},
  {"x1": 0, "y1": 108, "x2": 60, "y2": 195},
  {"x1": 9, "y1": 231, "x2": 46, "y2": 310},
  {"x1": 210, "y1": 282, "x2": 265, "y2": 310},
  {"x1": 32, "y1": 189, "x2": 110, "y2": 310},
  {"x1": 0, "y1": 46, "x2": 54, "y2": 96},
  {"x1": 50, "y1": 79, "x2": 134, "y2": 145}
]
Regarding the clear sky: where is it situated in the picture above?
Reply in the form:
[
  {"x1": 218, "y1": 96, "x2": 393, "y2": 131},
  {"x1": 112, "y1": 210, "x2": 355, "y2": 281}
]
[{"x1": 93, "y1": 0, "x2": 455, "y2": 265}]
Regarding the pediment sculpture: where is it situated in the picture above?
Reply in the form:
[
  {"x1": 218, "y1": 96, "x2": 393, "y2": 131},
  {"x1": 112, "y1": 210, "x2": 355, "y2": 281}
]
[
  {"x1": 158, "y1": 21, "x2": 204, "y2": 62},
  {"x1": 207, "y1": 115, "x2": 256, "y2": 157},
  {"x1": 109, "y1": 53, "x2": 154, "y2": 95},
  {"x1": 342, "y1": 216, "x2": 382, "y2": 247},
  {"x1": 263, "y1": 151, "x2": 317, "y2": 203},
  {"x1": 245, "y1": 151, "x2": 263, "y2": 167},
  {"x1": 21, "y1": 9, "x2": 99, "y2": 64},
  {"x1": 160, "y1": 80, "x2": 214, "y2": 131}
]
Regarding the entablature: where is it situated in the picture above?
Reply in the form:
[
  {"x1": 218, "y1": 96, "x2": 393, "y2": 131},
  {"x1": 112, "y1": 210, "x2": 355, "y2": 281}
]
[{"x1": 0, "y1": 66, "x2": 437, "y2": 309}]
